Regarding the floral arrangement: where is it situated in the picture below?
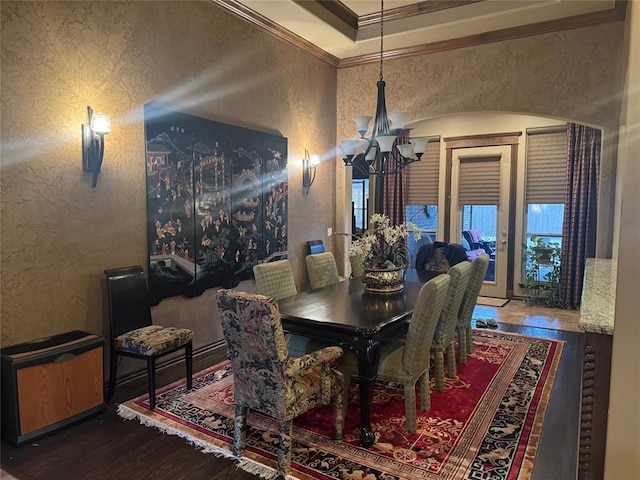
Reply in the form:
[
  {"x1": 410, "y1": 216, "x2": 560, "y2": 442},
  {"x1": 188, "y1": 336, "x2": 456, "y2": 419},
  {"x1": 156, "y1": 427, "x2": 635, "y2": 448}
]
[{"x1": 348, "y1": 213, "x2": 421, "y2": 269}]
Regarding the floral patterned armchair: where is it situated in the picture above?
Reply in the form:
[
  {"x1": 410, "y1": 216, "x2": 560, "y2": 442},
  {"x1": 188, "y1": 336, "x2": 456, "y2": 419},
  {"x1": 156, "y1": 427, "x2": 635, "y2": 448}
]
[{"x1": 216, "y1": 289, "x2": 345, "y2": 478}]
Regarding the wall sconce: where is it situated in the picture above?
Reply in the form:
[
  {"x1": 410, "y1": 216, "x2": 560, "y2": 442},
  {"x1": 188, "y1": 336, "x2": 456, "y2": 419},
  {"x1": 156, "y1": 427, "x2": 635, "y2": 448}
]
[
  {"x1": 302, "y1": 149, "x2": 320, "y2": 194},
  {"x1": 82, "y1": 106, "x2": 111, "y2": 187}
]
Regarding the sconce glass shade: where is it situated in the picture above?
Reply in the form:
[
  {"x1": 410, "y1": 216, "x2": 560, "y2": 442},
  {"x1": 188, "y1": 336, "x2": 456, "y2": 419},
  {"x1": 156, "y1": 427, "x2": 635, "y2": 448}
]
[
  {"x1": 83, "y1": 106, "x2": 110, "y2": 188},
  {"x1": 302, "y1": 149, "x2": 319, "y2": 194},
  {"x1": 90, "y1": 112, "x2": 111, "y2": 135}
]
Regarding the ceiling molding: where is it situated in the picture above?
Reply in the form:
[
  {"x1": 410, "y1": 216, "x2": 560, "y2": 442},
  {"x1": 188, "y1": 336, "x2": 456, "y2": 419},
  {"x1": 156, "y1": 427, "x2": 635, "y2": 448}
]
[
  {"x1": 210, "y1": 0, "x2": 340, "y2": 67},
  {"x1": 301, "y1": 0, "x2": 359, "y2": 30},
  {"x1": 211, "y1": 0, "x2": 626, "y2": 70},
  {"x1": 358, "y1": 0, "x2": 484, "y2": 28},
  {"x1": 338, "y1": 2, "x2": 627, "y2": 69}
]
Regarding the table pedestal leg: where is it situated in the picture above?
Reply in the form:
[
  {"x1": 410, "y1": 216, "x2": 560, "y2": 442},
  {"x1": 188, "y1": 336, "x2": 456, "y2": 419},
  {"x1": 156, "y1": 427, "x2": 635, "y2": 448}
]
[{"x1": 353, "y1": 337, "x2": 380, "y2": 447}]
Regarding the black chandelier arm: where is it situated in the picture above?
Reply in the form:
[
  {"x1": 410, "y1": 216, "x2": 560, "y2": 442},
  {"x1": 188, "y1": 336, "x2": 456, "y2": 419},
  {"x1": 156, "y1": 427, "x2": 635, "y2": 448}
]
[
  {"x1": 349, "y1": 153, "x2": 420, "y2": 177},
  {"x1": 375, "y1": 155, "x2": 420, "y2": 176}
]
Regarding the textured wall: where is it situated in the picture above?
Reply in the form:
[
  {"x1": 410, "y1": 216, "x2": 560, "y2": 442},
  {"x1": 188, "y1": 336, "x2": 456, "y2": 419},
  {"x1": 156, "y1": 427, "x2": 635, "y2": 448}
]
[
  {"x1": 335, "y1": 22, "x2": 625, "y2": 268},
  {"x1": 0, "y1": 1, "x2": 337, "y2": 348}
]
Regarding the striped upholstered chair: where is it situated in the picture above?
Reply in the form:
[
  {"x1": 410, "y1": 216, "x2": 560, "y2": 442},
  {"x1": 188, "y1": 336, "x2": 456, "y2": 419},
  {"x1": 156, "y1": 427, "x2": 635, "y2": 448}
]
[
  {"x1": 305, "y1": 252, "x2": 340, "y2": 289},
  {"x1": 217, "y1": 290, "x2": 344, "y2": 478},
  {"x1": 430, "y1": 261, "x2": 472, "y2": 391},
  {"x1": 456, "y1": 254, "x2": 490, "y2": 363}
]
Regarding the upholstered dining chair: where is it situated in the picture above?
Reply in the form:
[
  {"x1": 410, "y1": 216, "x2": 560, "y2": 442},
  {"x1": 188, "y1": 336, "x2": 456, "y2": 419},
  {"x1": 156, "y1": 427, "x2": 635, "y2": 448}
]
[
  {"x1": 104, "y1": 266, "x2": 193, "y2": 410},
  {"x1": 305, "y1": 252, "x2": 340, "y2": 289},
  {"x1": 253, "y1": 259, "x2": 307, "y2": 357},
  {"x1": 339, "y1": 274, "x2": 451, "y2": 434},
  {"x1": 349, "y1": 253, "x2": 365, "y2": 279},
  {"x1": 252, "y1": 259, "x2": 297, "y2": 301},
  {"x1": 431, "y1": 261, "x2": 472, "y2": 391},
  {"x1": 456, "y1": 254, "x2": 490, "y2": 363},
  {"x1": 216, "y1": 289, "x2": 344, "y2": 478}
]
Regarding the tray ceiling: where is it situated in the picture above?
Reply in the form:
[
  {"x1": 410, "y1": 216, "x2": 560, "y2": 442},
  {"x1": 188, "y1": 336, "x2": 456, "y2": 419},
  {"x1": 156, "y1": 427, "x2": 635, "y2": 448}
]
[{"x1": 214, "y1": 0, "x2": 623, "y2": 66}]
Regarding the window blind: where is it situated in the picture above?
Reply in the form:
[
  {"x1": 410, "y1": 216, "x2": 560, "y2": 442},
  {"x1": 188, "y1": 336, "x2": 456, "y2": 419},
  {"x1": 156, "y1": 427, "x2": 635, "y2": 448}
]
[
  {"x1": 525, "y1": 129, "x2": 567, "y2": 204},
  {"x1": 407, "y1": 141, "x2": 440, "y2": 205},
  {"x1": 458, "y1": 155, "x2": 501, "y2": 205}
]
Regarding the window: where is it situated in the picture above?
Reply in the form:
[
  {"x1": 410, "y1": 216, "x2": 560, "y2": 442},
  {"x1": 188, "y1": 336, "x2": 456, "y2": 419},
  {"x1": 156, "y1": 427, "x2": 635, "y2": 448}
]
[
  {"x1": 462, "y1": 205, "x2": 497, "y2": 243},
  {"x1": 524, "y1": 127, "x2": 567, "y2": 282},
  {"x1": 352, "y1": 179, "x2": 369, "y2": 233},
  {"x1": 524, "y1": 204, "x2": 564, "y2": 278}
]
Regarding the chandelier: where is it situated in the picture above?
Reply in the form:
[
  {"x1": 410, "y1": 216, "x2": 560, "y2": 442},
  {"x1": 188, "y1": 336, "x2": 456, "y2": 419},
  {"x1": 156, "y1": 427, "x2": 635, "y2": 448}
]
[{"x1": 338, "y1": 0, "x2": 434, "y2": 176}]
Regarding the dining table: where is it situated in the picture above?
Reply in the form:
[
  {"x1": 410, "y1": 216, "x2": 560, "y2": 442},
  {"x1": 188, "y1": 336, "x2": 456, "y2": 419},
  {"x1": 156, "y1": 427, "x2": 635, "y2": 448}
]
[{"x1": 277, "y1": 268, "x2": 437, "y2": 447}]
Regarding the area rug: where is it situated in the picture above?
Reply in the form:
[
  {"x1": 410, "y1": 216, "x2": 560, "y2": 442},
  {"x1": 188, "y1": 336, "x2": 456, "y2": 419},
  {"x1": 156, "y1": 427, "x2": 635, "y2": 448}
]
[
  {"x1": 118, "y1": 330, "x2": 563, "y2": 480},
  {"x1": 477, "y1": 297, "x2": 510, "y2": 307}
]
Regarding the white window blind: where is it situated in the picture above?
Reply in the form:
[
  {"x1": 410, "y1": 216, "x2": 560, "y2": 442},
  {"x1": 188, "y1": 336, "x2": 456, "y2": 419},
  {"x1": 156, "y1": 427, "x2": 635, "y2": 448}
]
[
  {"x1": 458, "y1": 156, "x2": 501, "y2": 205},
  {"x1": 407, "y1": 141, "x2": 440, "y2": 205},
  {"x1": 525, "y1": 129, "x2": 567, "y2": 204}
]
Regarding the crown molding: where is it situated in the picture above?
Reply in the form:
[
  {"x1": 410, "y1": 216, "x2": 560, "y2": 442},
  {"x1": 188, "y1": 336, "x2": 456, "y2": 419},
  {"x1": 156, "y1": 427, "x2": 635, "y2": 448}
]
[
  {"x1": 210, "y1": 0, "x2": 627, "y2": 70},
  {"x1": 358, "y1": 0, "x2": 484, "y2": 28},
  {"x1": 338, "y1": 1, "x2": 627, "y2": 69},
  {"x1": 210, "y1": 0, "x2": 340, "y2": 67}
]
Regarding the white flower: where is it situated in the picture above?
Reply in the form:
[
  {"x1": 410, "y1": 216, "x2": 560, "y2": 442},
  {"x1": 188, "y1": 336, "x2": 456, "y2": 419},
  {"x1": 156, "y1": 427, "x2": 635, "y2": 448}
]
[{"x1": 348, "y1": 213, "x2": 419, "y2": 268}]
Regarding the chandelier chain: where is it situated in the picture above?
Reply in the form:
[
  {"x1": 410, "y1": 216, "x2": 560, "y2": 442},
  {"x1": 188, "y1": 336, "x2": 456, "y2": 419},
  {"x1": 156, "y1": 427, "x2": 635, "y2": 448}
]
[{"x1": 379, "y1": 0, "x2": 384, "y2": 81}]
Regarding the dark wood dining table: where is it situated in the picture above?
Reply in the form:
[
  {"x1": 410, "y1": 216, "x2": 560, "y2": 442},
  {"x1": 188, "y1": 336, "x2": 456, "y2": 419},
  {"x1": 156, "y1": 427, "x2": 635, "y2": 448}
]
[{"x1": 277, "y1": 268, "x2": 437, "y2": 447}]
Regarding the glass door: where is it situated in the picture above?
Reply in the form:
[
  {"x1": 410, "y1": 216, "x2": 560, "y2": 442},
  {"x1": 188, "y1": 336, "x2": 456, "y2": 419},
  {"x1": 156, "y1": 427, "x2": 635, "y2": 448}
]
[{"x1": 450, "y1": 145, "x2": 511, "y2": 298}]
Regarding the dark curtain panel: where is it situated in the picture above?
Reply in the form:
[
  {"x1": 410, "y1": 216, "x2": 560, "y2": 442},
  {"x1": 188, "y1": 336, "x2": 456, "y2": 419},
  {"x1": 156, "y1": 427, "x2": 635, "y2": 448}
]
[
  {"x1": 560, "y1": 123, "x2": 601, "y2": 309},
  {"x1": 383, "y1": 130, "x2": 409, "y2": 225}
]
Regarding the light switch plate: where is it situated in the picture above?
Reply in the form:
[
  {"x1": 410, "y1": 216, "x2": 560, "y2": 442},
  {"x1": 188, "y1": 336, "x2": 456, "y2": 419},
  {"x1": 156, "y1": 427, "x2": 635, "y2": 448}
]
[{"x1": 327, "y1": 227, "x2": 332, "y2": 237}]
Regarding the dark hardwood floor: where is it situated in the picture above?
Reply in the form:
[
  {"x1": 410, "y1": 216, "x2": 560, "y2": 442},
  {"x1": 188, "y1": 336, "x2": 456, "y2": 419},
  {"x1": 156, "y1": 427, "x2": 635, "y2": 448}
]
[{"x1": 1, "y1": 323, "x2": 583, "y2": 480}]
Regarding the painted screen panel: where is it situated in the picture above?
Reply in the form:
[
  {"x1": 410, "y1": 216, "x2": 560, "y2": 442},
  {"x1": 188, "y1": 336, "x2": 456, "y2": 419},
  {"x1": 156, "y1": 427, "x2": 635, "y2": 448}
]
[{"x1": 144, "y1": 104, "x2": 288, "y2": 304}]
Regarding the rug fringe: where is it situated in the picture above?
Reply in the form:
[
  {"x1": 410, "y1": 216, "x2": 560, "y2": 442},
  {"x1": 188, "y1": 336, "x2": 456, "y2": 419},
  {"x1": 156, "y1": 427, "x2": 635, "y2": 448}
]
[
  {"x1": 117, "y1": 404, "x2": 298, "y2": 479},
  {"x1": 116, "y1": 404, "x2": 236, "y2": 459},
  {"x1": 237, "y1": 457, "x2": 298, "y2": 480}
]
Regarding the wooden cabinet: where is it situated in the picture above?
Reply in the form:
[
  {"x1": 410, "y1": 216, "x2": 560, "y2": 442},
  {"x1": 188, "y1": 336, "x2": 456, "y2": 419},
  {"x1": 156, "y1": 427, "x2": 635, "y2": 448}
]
[
  {"x1": 578, "y1": 259, "x2": 616, "y2": 480},
  {"x1": 1, "y1": 330, "x2": 106, "y2": 446},
  {"x1": 579, "y1": 332, "x2": 612, "y2": 480}
]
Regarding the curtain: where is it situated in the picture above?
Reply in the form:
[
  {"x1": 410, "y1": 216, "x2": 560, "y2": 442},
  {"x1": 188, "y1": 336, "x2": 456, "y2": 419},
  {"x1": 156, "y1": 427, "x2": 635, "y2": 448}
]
[
  {"x1": 383, "y1": 130, "x2": 409, "y2": 225},
  {"x1": 560, "y1": 123, "x2": 601, "y2": 309}
]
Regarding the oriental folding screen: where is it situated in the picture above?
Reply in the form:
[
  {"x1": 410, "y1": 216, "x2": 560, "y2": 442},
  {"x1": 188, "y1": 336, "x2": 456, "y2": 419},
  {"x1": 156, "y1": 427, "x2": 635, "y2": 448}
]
[{"x1": 144, "y1": 103, "x2": 288, "y2": 304}]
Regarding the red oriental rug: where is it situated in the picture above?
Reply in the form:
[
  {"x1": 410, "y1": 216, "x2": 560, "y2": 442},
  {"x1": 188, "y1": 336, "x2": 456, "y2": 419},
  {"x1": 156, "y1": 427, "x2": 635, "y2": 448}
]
[{"x1": 118, "y1": 330, "x2": 563, "y2": 480}]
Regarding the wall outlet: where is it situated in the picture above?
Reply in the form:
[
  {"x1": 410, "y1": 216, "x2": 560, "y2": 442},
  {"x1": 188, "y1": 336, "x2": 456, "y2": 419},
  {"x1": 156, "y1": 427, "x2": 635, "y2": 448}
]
[{"x1": 327, "y1": 227, "x2": 332, "y2": 237}]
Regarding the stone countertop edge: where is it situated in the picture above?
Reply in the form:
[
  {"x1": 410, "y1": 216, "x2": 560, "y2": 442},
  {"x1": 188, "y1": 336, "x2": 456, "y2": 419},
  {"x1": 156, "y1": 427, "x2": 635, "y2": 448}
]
[{"x1": 579, "y1": 258, "x2": 616, "y2": 335}]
